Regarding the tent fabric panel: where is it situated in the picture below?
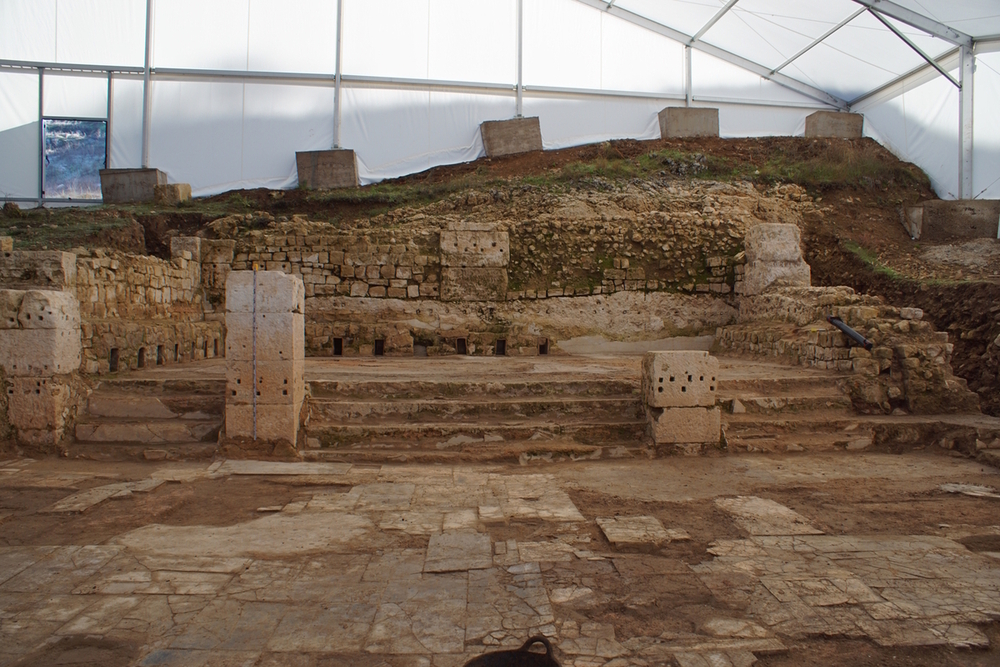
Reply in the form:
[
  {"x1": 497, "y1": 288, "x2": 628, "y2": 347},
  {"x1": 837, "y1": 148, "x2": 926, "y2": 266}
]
[
  {"x1": 428, "y1": 0, "x2": 516, "y2": 85},
  {"x1": 148, "y1": 79, "x2": 246, "y2": 196},
  {"x1": 55, "y1": 0, "x2": 145, "y2": 68},
  {"x1": 972, "y1": 52, "x2": 1000, "y2": 200},
  {"x1": 241, "y1": 83, "x2": 336, "y2": 189},
  {"x1": 42, "y1": 71, "x2": 108, "y2": 119},
  {"x1": 715, "y1": 103, "x2": 809, "y2": 138},
  {"x1": 523, "y1": 0, "x2": 603, "y2": 90},
  {"x1": 600, "y1": 13, "x2": 686, "y2": 95},
  {"x1": 0, "y1": 0, "x2": 56, "y2": 63},
  {"x1": 691, "y1": 50, "x2": 822, "y2": 105},
  {"x1": 341, "y1": 0, "x2": 430, "y2": 80},
  {"x1": 152, "y1": 0, "x2": 251, "y2": 71},
  {"x1": 614, "y1": 0, "x2": 726, "y2": 39},
  {"x1": 246, "y1": 0, "x2": 338, "y2": 75},
  {"x1": 0, "y1": 71, "x2": 40, "y2": 198},
  {"x1": 522, "y1": 96, "x2": 661, "y2": 150},
  {"x1": 108, "y1": 75, "x2": 143, "y2": 170},
  {"x1": 889, "y1": 0, "x2": 1000, "y2": 39}
]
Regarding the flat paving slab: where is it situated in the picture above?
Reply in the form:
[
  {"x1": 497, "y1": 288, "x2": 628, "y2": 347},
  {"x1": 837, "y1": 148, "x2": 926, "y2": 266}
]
[{"x1": 0, "y1": 453, "x2": 998, "y2": 666}]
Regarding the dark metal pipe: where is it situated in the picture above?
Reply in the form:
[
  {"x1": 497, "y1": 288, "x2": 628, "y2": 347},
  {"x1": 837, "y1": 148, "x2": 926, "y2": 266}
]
[{"x1": 827, "y1": 316, "x2": 873, "y2": 351}]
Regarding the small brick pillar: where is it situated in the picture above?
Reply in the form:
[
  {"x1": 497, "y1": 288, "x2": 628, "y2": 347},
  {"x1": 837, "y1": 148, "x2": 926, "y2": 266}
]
[
  {"x1": 224, "y1": 270, "x2": 306, "y2": 456},
  {"x1": 642, "y1": 351, "x2": 720, "y2": 454},
  {"x1": 0, "y1": 289, "x2": 83, "y2": 448}
]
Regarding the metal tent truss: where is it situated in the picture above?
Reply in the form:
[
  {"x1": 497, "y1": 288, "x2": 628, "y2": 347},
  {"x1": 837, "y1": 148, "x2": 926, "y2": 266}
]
[{"x1": 0, "y1": 0, "x2": 996, "y2": 202}]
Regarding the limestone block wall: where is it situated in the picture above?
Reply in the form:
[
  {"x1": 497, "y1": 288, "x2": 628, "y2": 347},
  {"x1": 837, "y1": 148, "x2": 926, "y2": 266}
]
[
  {"x1": 0, "y1": 289, "x2": 85, "y2": 447},
  {"x1": 224, "y1": 271, "x2": 306, "y2": 452}
]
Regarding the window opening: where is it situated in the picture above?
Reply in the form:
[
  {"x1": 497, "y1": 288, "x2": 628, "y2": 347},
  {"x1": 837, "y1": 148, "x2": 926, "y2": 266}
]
[
  {"x1": 333, "y1": 338, "x2": 343, "y2": 356},
  {"x1": 174, "y1": 344, "x2": 179, "y2": 362},
  {"x1": 214, "y1": 338, "x2": 219, "y2": 357},
  {"x1": 495, "y1": 339, "x2": 507, "y2": 356},
  {"x1": 109, "y1": 348, "x2": 119, "y2": 373},
  {"x1": 374, "y1": 339, "x2": 385, "y2": 356},
  {"x1": 156, "y1": 345, "x2": 164, "y2": 365},
  {"x1": 42, "y1": 119, "x2": 106, "y2": 200},
  {"x1": 538, "y1": 338, "x2": 548, "y2": 355},
  {"x1": 456, "y1": 338, "x2": 468, "y2": 355},
  {"x1": 137, "y1": 348, "x2": 145, "y2": 368}
]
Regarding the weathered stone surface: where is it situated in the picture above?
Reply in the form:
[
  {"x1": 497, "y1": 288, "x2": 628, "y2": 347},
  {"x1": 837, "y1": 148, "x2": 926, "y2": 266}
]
[
  {"x1": 905, "y1": 199, "x2": 1000, "y2": 242},
  {"x1": 227, "y1": 360, "x2": 306, "y2": 405},
  {"x1": 480, "y1": 117, "x2": 543, "y2": 157},
  {"x1": 7, "y1": 377, "x2": 72, "y2": 431},
  {"x1": 596, "y1": 515, "x2": 671, "y2": 546},
  {"x1": 804, "y1": 111, "x2": 863, "y2": 138},
  {"x1": 0, "y1": 328, "x2": 81, "y2": 376},
  {"x1": 99, "y1": 168, "x2": 167, "y2": 203},
  {"x1": 0, "y1": 251, "x2": 77, "y2": 291},
  {"x1": 715, "y1": 496, "x2": 823, "y2": 536},
  {"x1": 0, "y1": 290, "x2": 23, "y2": 328},
  {"x1": 742, "y1": 260, "x2": 811, "y2": 296},
  {"x1": 154, "y1": 183, "x2": 192, "y2": 206},
  {"x1": 171, "y1": 236, "x2": 203, "y2": 262},
  {"x1": 440, "y1": 268, "x2": 508, "y2": 302},
  {"x1": 642, "y1": 350, "x2": 718, "y2": 408},
  {"x1": 226, "y1": 271, "x2": 305, "y2": 314},
  {"x1": 424, "y1": 532, "x2": 492, "y2": 572},
  {"x1": 225, "y1": 403, "x2": 302, "y2": 445},
  {"x1": 658, "y1": 107, "x2": 719, "y2": 138},
  {"x1": 295, "y1": 149, "x2": 359, "y2": 189},
  {"x1": 744, "y1": 224, "x2": 805, "y2": 264},
  {"x1": 440, "y1": 228, "x2": 509, "y2": 268},
  {"x1": 17, "y1": 290, "x2": 80, "y2": 329},
  {"x1": 225, "y1": 313, "x2": 305, "y2": 362},
  {"x1": 649, "y1": 406, "x2": 721, "y2": 445}
]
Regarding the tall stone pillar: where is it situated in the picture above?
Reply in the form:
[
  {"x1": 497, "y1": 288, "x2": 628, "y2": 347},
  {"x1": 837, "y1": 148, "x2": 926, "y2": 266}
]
[
  {"x1": 224, "y1": 271, "x2": 306, "y2": 456},
  {"x1": 0, "y1": 289, "x2": 83, "y2": 447},
  {"x1": 642, "y1": 351, "x2": 721, "y2": 455}
]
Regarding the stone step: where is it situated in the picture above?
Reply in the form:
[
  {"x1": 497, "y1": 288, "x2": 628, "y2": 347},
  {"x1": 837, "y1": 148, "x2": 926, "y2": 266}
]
[
  {"x1": 715, "y1": 375, "x2": 849, "y2": 396},
  {"x1": 85, "y1": 393, "x2": 224, "y2": 420},
  {"x1": 301, "y1": 439, "x2": 640, "y2": 464},
  {"x1": 90, "y1": 378, "x2": 227, "y2": 396},
  {"x1": 75, "y1": 418, "x2": 222, "y2": 445},
  {"x1": 306, "y1": 419, "x2": 647, "y2": 449},
  {"x1": 715, "y1": 394, "x2": 853, "y2": 414},
  {"x1": 308, "y1": 379, "x2": 640, "y2": 400},
  {"x1": 64, "y1": 441, "x2": 218, "y2": 462},
  {"x1": 307, "y1": 395, "x2": 644, "y2": 425},
  {"x1": 725, "y1": 430, "x2": 871, "y2": 454}
]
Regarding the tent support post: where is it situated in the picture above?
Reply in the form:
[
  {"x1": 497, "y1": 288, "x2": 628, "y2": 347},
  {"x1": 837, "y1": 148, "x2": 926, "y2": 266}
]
[
  {"x1": 516, "y1": 0, "x2": 523, "y2": 117},
  {"x1": 959, "y1": 45, "x2": 974, "y2": 199},
  {"x1": 333, "y1": 0, "x2": 344, "y2": 148},
  {"x1": 140, "y1": 0, "x2": 152, "y2": 168},
  {"x1": 37, "y1": 68, "x2": 43, "y2": 204},
  {"x1": 684, "y1": 46, "x2": 692, "y2": 106},
  {"x1": 106, "y1": 72, "x2": 113, "y2": 171}
]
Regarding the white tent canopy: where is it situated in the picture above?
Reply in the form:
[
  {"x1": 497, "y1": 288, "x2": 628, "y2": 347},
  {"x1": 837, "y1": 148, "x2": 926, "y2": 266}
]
[{"x1": 1, "y1": 0, "x2": 999, "y2": 202}]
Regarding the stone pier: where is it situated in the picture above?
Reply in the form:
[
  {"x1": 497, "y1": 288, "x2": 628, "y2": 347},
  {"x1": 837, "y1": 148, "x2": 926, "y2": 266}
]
[
  {"x1": 480, "y1": 117, "x2": 543, "y2": 157},
  {"x1": 740, "y1": 223, "x2": 811, "y2": 295},
  {"x1": 657, "y1": 107, "x2": 720, "y2": 138},
  {"x1": 642, "y1": 350, "x2": 720, "y2": 453},
  {"x1": 224, "y1": 271, "x2": 306, "y2": 455}
]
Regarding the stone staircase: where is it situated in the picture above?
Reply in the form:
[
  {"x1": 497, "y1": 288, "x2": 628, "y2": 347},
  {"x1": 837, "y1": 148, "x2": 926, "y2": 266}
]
[
  {"x1": 302, "y1": 375, "x2": 647, "y2": 463},
  {"x1": 70, "y1": 378, "x2": 224, "y2": 460}
]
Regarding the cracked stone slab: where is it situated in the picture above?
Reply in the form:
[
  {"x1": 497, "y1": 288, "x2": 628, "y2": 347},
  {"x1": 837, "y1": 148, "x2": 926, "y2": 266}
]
[
  {"x1": 597, "y1": 516, "x2": 681, "y2": 546},
  {"x1": 715, "y1": 497, "x2": 823, "y2": 536},
  {"x1": 216, "y1": 461, "x2": 352, "y2": 476},
  {"x1": 40, "y1": 483, "x2": 134, "y2": 513},
  {"x1": 424, "y1": 532, "x2": 492, "y2": 573},
  {"x1": 939, "y1": 483, "x2": 1000, "y2": 499}
]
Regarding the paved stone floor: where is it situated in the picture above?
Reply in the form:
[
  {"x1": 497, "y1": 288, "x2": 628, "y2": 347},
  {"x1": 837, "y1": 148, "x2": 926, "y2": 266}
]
[{"x1": 1, "y1": 453, "x2": 1000, "y2": 666}]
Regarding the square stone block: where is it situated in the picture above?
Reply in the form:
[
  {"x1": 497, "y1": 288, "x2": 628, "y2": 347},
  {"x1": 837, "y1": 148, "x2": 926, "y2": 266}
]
[
  {"x1": 0, "y1": 328, "x2": 81, "y2": 376},
  {"x1": 0, "y1": 237, "x2": 12, "y2": 251},
  {"x1": 0, "y1": 290, "x2": 23, "y2": 329},
  {"x1": 649, "y1": 406, "x2": 721, "y2": 445},
  {"x1": 17, "y1": 290, "x2": 80, "y2": 330},
  {"x1": 226, "y1": 402, "x2": 302, "y2": 444},
  {"x1": 480, "y1": 117, "x2": 543, "y2": 157},
  {"x1": 154, "y1": 183, "x2": 192, "y2": 206},
  {"x1": 658, "y1": 107, "x2": 719, "y2": 138},
  {"x1": 225, "y1": 312, "x2": 304, "y2": 362},
  {"x1": 742, "y1": 260, "x2": 811, "y2": 296},
  {"x1": 170, "y1": 236, "x2": 203, "y2": 262},
  {"x1": 226, "y1": 360, "x2": 305, "y2": 405},
  {"x1": 642, "y1": 351, "x2": 718, "y2": 408},
  {"x1": 744, "y1": 223, "x2": 804, "y2": 263},
  {"x1": 805, "y1": 111, "x2": 863, "y2": 139},
  {"x1": 295, "y1": 149, "x2": 359, "y2": 189},
  {"x1": 440, "y1": 227, "x2": 509, "y2": 268},
  {"x1": 7, "y1": 377, "x2": 71, "y2": 431},
  {"x1": 0, "y1": 251, "x2": 77, "y2": 291},
  {"x1": 439, "y1": 268, "x2": 508, "y2": 302},
  {"x1": 226, "y1": 271, "x2": 305, "y2": 314},
  {"x1": 99, "y1": 168, "x2": 167, "y2": 203}
]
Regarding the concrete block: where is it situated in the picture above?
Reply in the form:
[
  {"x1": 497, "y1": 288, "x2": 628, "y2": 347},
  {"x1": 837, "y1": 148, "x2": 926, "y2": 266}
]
[
  {"x1": 0, "y1": 290, "x2": 23, "y2": 329},
  {"x1": 154, "y1": 183, "x2": 192, "y2": 206},
  {"x1": 225, "y1": 312, "x2": 305, "y2": 362},
  {"x1": 226, "y1": 402, "x2": 302, "y2": 444},
  {"x1": 439, "y1": 267, "x2": 508, "y2": 302},
  {"x1": 226, "y1": 360, "x2": 305, "y2": 405},
  {"x1": 7, "y1": 377, "x2": 71, "y2": 431},
  {"x1": 226, "y1": 271, "x2": 305, "y2": 314},
  {"x1": 742, "y1": 260, "x2": 811, "y2": 296},
  {"x1": 17, "y1": 290, "x2": 80, "y2": 330},
  {"x1": 171, "y1": 236, "x2": 203, "y2": 262},
  {"x1": 744, "y1": 223, "x2": 804, "y2": 263},
  {"x1": 480, "y1": 117, "x2": 543, "y2": 157},
  {"x1": 658, "y1": 107, "x2": 719, "y2": 138},
  {"x1": 642, "y1": 351, "x2": 719, "y2": 408},
  {"x1": 0, "y1": 328, "x2": 81, "y2": 376},
  {"x1": 0, "y1": 250, "x2": 77, "y2": 290},
  {"x1": 295, "y1": 149, "x2": 359, "y2": 189},
  {"x1": 440, "y1": 227, "x2": 509, "y2": 268},
  {"x1": 649, "y1": 406, "x2": 721, "y2": 445},
  {"x1": 99, "y1": 168, "x2": 168, "y2": 204},
  {"x1": 804, "y1": 111, "x2": 863, "y2": 139},
  {"x1": 905, "y1": 199, "x2": 1000, "y2": 242}
]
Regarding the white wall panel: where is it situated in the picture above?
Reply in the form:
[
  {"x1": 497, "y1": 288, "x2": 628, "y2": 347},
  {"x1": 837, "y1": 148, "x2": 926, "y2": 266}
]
[
  {"x1": 42, "y1": 72, "x2": 108, "y2": 118},
  {"x1": 0, "y1": 0, "x2": 56, "y2": 63},
  {"x1": 715, "y1": 103, "x2": 808, "y2": 137},
  {"x1": 522, "y1": 96, "x2": 661, "y2": 149},
  {"x1": 972, "y1": 53, "x2": 1000, "y2": 200},
  {"x1": 247, "y1": 0, "x2": 337, "y2": 74},
  {"x1": 153, "y1": 0, "x2": 250, "y2": 70},
  {"x1": 428, "y1": 0, "x2": 516, "y2": 84},
  {"x1": 0, "y1": 71, "x2": 40, "y2": 198},
  {"x1": 342, "y1": 0, "x2": 429, "y2": 79},
  {"x1": 109, "y1": 74, "x2": 143, "y2": 169},
  {"x1": 523, "y1": 0, "x2": 601, "y2": 89},
  {"x1": 615, "y1": 0, "x2": 724, "y2": 38},
  {"x1": 601, "y1": 13, "x2": 685, "y2": 95},
  {"x1": 148, "y1": 80, "x2": 245, "y2": 195},
  {"x1": 692, "y1": 50, "x2": 819, "y2": 105},
  {"x1": 55, "y1": 0, "x2": 145, "y2": 67}
]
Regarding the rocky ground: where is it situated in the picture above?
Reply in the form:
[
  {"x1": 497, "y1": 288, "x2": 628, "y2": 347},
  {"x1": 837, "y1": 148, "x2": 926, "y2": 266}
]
[{"x1": 1, "y1": 454, "x2": 1000, "y2": 667}]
